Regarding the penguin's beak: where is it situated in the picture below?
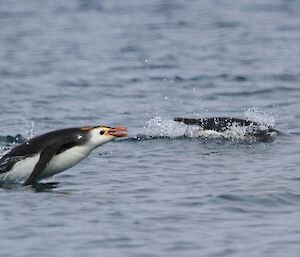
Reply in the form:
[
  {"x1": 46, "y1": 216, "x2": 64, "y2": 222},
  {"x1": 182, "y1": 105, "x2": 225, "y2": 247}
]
[{"x1": 107, "y1": 127, "x2": 128, "y2": 138}]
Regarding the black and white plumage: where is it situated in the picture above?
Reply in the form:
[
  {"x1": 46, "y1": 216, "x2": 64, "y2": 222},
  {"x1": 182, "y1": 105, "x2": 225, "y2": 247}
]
[
  {"x1": 0, "y1": 126, "x2": 127, "y2": 185},
  {"x1": 174, "y1": 117, "x2": 280, "y2": 141}
]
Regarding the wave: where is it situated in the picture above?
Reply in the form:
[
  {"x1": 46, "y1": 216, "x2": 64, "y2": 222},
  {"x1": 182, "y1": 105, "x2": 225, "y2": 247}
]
[
  {"x1": 0, "y1": 134, "x2": 26, "y2": 145},
  {"x1": 135, "y1": 109, "x2": 280, "y2": 142},
  {"x1": 0, "y1": 110, "x2": 285, "y2": 148}
]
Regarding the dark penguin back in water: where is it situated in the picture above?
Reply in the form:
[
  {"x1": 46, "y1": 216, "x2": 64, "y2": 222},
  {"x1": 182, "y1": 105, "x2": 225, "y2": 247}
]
[{"x1": 174, "y1": 117, "x2": 280, "y2": 141}]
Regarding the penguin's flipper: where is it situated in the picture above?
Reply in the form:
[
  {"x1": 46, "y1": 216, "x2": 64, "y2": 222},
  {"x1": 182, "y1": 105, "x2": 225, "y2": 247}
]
[{"x1": 23, "y1": 143, "x2": 62, "y2": 186}]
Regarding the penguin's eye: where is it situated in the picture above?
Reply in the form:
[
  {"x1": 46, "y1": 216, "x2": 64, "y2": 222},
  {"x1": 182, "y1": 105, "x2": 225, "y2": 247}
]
[{"x1": 99, "y1": 130, "x2": 105, "y2": 135}]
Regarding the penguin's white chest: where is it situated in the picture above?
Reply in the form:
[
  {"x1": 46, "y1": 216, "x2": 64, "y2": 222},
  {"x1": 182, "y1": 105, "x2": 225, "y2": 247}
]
[
  {"x1": 0, "y1": 145, "x2": 92, "y2": 184},
  {"x1": 41, "y1": 145, "x2": 92, "y2": 179}
]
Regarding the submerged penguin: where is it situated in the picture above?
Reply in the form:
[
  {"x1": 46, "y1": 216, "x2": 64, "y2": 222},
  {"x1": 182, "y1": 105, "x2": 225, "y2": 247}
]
[
  {"x1": 0, "y1": 125, "x2": 127, "y2": 185},
  {"x1": 174, "y1": 117, "x2": 280, "y2": 141}
]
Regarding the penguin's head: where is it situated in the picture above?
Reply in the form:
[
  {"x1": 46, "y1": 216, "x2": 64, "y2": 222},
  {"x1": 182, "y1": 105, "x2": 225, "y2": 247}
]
[{"x1": 82, "y1": 126, "x2": 128, "y2": 147}]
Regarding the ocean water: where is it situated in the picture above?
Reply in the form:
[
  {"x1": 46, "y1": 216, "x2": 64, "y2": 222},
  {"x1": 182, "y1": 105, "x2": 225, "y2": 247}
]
[{"x1": 1, "y1": 0, "x2": 300, "y2": 256}]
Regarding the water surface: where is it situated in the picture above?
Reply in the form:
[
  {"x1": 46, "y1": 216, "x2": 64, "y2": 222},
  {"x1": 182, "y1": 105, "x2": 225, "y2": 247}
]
[{"x1": 1, "y1": 0, "x2": 300, "y2": 256}]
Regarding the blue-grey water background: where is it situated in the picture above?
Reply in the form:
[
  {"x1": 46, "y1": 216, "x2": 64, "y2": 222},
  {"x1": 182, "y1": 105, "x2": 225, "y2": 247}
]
[{"x1": 1, "y1": 0, "x2": 300, "y2": 256}]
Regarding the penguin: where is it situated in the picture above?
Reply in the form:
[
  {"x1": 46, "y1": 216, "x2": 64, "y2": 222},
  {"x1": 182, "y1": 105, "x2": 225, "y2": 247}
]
[
  {"x1": 0, "y1": 125, "x2": 127, "y2": 185},
  {"x1": 174, "y1": 117, "x2": 280, "y2": 141}
]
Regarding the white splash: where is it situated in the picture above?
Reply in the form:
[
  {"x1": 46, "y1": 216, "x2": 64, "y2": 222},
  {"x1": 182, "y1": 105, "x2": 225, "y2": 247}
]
[
  {"x1": 22, "y1": 119, "x2": 39, "y2": 139},
  {"x1": 144, "y1": 116, "x2": 189, "y2": 138},
  {"x1": 143, "y1": 116, "x2": 237, "y2": 139},
  {"x1": 244, "y1": 108, "x2": 276, "y2": 129},
  {"x1": 223, "y1": 123, "x2": 250, "y2": 141},
  {"x1": 143, "y1": 113, "x2": 277, "y2": 142}
]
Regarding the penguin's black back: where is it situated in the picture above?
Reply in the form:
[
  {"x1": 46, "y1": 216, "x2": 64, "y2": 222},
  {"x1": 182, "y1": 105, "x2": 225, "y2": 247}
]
[
  {"x1": 173, "y1": 117, "x2": 280, "y2": 141},
  {"x1": 174, "y1": 117, "x2": 262, "y2": 131}
]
